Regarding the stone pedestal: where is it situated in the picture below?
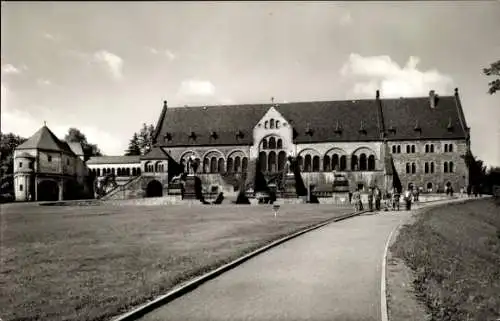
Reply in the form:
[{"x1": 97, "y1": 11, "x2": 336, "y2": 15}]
[
  {"x1": 282, "y1": 174, "x2": 297, "y2": 198},
  {"x1": 183, "y1": 175, "x2": 198, "y2": 200}
]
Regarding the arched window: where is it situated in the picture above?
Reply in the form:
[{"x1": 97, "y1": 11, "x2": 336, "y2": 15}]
[
  {"x1": 411, "y1": 145, "x2": 416, "y2": 153},
  {"x1": 297, "y1": 156, "x2": 304, "y2": 171},
  {"x1": 126, "y1": 168, "x2": 131, "y2": 176},
  {"x1": 430, "y1": 162, "x2": 435, "y2": 173},
  {"x1": 117, "y1": 168, "x2": 122, "y2": 176},
  {"x1": 312, "y1": 156, "x2": 320, "y2": 172},
  {"x1": 203, "y1": 158, "x2": 210, "y2": 173},
  {"x1": 406, "y1": 163, "x2": 410, "y2": 174},
  {"x1": 340, "y1": 155, "x2": 347, "y2": 171},
  {"x1": 425, "y1": 145, "x2": 429, "y2": 153},
  {"x1": 449, "y1": 144, "x2": 453, "y2": 152},
  {"x1": 427, "y1": 182, "x2": 433, "y2": 191},
  {"x1": 268, "y1": 151, "x2": 276, "y2": 172},
  {"x1": 359, "y1": 153, "x2": 367, "y2": 171},
  {"x1": 278, "y1": 151, "x2": 286, "y2": 171},
  {"x1": 97, "y1": 168, "x2": 101, "y2": 176},
  {"x1": 270, "y1": 119, "x2": 275, "y2": 129},
  {"x1": 218, "y1": 158, "x2": 225, "y2": 173},
  {"x1": 444, "y1": 144, "x2": 448, "y2": 153},
  {"x1": 242, "y1": 157, "x2": 248, "y2": 172},
  {"x1": 210, "y1": 157, "x2": 217, "y2": 173},
  {"x1": 276, "y1": 120, "x2": 280, "y2": 129},
  {"x1": 264, "y1": 121, "x2": 268, "y2": 129},
  {"x1": 425, "y1": 162, "x2": 429, "y2": 173},
  {"x1": 304, "y1": 155, "x2": 312, "y2": 172},
  {"x1": 449, "y1": 162, "x2": 454, "y2": 173},
  {"x1": 392, "y1": 146, "x2": 396, "y2": 154},
  {"x1": 332, "y1": 154, "x2": 339, "y2": 171},
  {"x1": 262, "y1": 139, "x2": 268, "y2": 150},
  {"x1": 259, "y1": 152, "x2": 267, "y2": 172},
  {"x1": 351, "y1": 155, "x2": 358, "y2": 171},
  {"x1": 227, "y1": 157, "x2": 234, "y2": 173},
  {"x1": 111, "y1": 168, "x2": 115, "y2": 175},
  {"x1": 430, "y1": 144, "x2": 435, "y2": 153},
  {"x1": 234, "y1": 156, "x2": 241, "y2": 172},
  {"x1": 277, "y1": 139, "x2": 283, "y2": 149},
  {"x1": 368, "y1": 155, "x2": 375, "y2": 171},
  {"x1": 132, "y1": 168, "x2": 137, "y2": 176},
  {"x1": 411, "y1": 163, "x2": 416, "y2": 174},
  {"x1": 137, "y1": 168, "x2": 141, "y2": 175},
  {"x1": 269, "y1": 137, "x2": 276, "y2": 149},
  {"x1": 406, "y1": 145, "x2": 410, "y2": 153},
  {"x1": 444, "y1": 162, "x2": 448, "y2": 173},
  {"x1": 323, "y1": 155, "x2": 331, "y2": 172}
]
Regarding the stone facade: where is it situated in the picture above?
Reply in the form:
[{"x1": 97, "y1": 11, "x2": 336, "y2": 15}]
[{"x1": 389, "y1": 139, "x2": 468, "y2": 192}]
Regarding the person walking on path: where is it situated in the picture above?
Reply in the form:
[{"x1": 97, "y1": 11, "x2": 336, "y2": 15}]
[
  {"x1": 404, "y1": 189, "x2": 412, "y2": 210},
  {"x1": 392, "y1": 189, "x2": 400, "y2": 211},
  {"x1": 352, "y1": 189, "x2": 362, "y2": 212},
  {"x1": 367, "y1": 188, "x2": 374, "y2": 212},
  {"x1": 374, "y1": 187, "x2": 381, "y2": 211}
]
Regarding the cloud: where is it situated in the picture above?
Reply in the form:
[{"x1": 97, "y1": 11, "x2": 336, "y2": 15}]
[
  {"x1": 178, "y1": 79, "x2": 216, "y2": 97},
  {"x1": 340, "y1": 53, "x2": 455, "y2": 98},
  {"x1": 339, "y1": 11, "x2": 352, "y2": 26},
  {"x1": 36, "y1": 78, "x2": 52, "y2": 86},
  {"x1": 1, "y1": 82, "x2": 124, "y2": 155},
  {"x1": 2, "y1": 64, "x2": 21, "y2": 74},
  {"x1": 93, "y1": 50, "x2": 123, "y2": 80},
  {"x1": 43, "y1": 32, "x2": 60, "y2": 42},
  {"x1": 147, "y1": 47, "x2": 176, "y2": 61}
]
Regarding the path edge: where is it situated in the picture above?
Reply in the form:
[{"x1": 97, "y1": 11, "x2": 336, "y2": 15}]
[{"x1": 111, "y1": 209, "x2": 367, "y2": 321}]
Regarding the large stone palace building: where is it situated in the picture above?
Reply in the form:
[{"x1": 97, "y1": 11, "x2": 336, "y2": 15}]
[{"x1": 13, "y1": 88, "x2": 470, "y2": 202}]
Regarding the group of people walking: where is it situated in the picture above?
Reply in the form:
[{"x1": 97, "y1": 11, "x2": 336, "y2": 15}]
[{"x1": 350, "y1": 186, "x2": 420, "y2": 213}]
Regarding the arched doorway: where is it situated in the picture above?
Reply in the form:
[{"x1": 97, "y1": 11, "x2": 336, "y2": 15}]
[
  {"x1": 37, "y1": 180, "x2": 59, "y2": 201},
  {"x1": 146, "y1": 180, "x2": 163, "y2": 197}
]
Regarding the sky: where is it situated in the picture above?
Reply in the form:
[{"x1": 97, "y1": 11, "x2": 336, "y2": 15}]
[{"x1": 1, "y1": 1, "x2": 500, "y2": 166}]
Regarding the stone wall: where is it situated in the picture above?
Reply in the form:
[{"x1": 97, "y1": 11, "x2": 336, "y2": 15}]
[{"x1": 389, "y1": 139, "x2": 468, "y2": 192}]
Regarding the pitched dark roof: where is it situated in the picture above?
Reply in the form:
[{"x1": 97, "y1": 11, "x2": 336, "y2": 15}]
[
  {"x1": 153, "y1": 94, "x2": 468, "y2": 147},
  {"x1": 140, "y1": 146, "x2": 170, "y2": 160},
  {"x1": 15, "y1": 126, "x2": 75, "y2": 155},
  {"x1": 382, "y1": 96, "x2": 467, "y2": 141},
  {"x1": 87, "y1": 155, "x2": 141, "y2": 165},
  {"x1": 68, "y1": 142, "x2": 84, "y2": 157}
]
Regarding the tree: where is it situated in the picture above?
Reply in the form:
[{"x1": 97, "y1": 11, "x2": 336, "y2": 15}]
[
  {"x1": 137, "y1": 123, "x2": 155, "y2": 155},
  {"x1": 64, "y1": 128, "x2": 102, "y2": 158},
  {"x1": 483, "y1": 60, "x2": 500, "y2": 95},
  {"x1": 125, "y1": 133, "x2": 141, "y2": 156},
  {"x1": 0, "y1": 132, "x2": 27, "y2": 196}
]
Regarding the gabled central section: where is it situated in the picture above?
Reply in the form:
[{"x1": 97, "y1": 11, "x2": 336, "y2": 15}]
[{"x1": 251, "y1": 106, "x2": 294, "y2": 173}]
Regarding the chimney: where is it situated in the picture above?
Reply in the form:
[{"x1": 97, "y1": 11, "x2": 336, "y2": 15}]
[
  {"x1": 429, "y1": 90, "x2": 437, "y2": 108},
  {"x1": 376, "y1": 90, "x2": 380, "y2": 99}
]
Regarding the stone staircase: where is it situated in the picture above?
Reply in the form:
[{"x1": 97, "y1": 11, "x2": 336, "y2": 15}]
[{"x1": 100, "y1": 175, "x2": 143, "y2": 201}]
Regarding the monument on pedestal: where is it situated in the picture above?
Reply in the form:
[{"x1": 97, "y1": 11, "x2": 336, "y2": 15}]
[{"x1": 182, "y1": 156, "x2": 201, "y2": 200}]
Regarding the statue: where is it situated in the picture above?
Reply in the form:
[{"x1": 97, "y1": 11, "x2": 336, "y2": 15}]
[{"x1": 186, "y1": 156, "x2": 199, "y2": 175}]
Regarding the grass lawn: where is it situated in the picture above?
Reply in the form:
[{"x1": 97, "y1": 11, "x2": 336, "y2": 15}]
[
  {"x1": 390, "y1": 199, "x2": 500, "y2": 321},
  {"x1": 0, "y1": 202, "x2": 351, "y2": 321}
]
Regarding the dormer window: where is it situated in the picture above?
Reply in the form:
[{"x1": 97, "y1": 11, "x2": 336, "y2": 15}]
[
  {"x1": 164, "y1": 133, "x2": 172, "y2": 142},
  {"x1": 414, "y1": 120, "x2": 421, "y2": 132},
  {"x1": 211, "y1": 131, "x2": 218, "y2": 140},
  {"x1": 388, "y1": 120, "x2": 396, "y2": 134},
  {"x1": 447, "y1": 118, "x2": 454, "y2": 132},
  {"x1": 236, "y1": 130, "x2": 244, "y2": 139},
  {"x1": 48, "y1": 155, "x2": 52, "y2": 162},
  {"x1": 305, "y1": 123, "x2": 313, "y2": 136},
  {"x1": 188, "y1": 132, "x2": 197, "y2": 141},
  {"x1": 334, "y1": 120, "x2": 342, "y2": 134},
  {"x1": 276, "y1": 120, "x2": 280, "y2": 129},
  {"x1": 19, "y1": 162, "x2": 23, "y2": 168},
  {"x1": 359, "y1": 120, "x2": 367, "y2": 134},
  {"x1": 270, "y1": 119, "x2": 275, "y2": 129}
]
